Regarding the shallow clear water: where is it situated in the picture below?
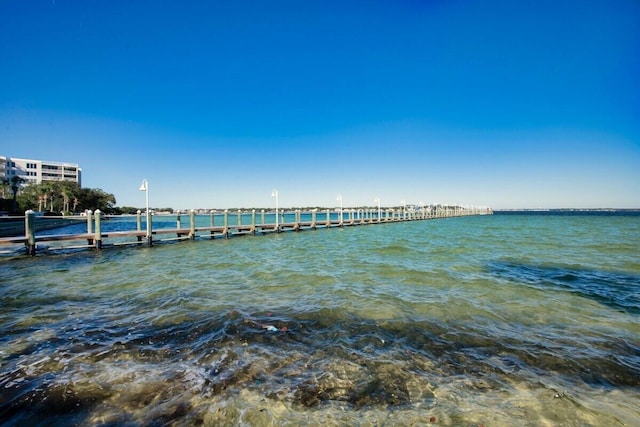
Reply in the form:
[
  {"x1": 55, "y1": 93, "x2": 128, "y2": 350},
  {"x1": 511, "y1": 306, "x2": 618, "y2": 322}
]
[{"x1": 1, "y1": 214, "x2": 639, "y2": 426}]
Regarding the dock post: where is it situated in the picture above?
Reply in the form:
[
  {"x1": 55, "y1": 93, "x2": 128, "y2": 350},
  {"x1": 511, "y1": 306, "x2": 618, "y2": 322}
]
[
  {"x1": 223, "y1": 209, "x2": 229, "y2": 238},
  {"x1": 86, "y1": 210, "x2": 94, "y2": 246},
  {"x1": 311, "y1": 209, "x2": 316, "y2": 229},
  {"x1": 294, "y1": 209, "x2": 300, "y2": 231},
  {"x1": 146, "y1": 207, "x2": 153, "y2": 246},
  {"x1": 176, "y1": 210, "x2": 183, "y2": 238},
  {"x1": 94, "y1": 209, "x2": 103, "y2": 249},
  {"x1": 25, "y1": 210, "x2": 36, "y2": 256},
  {"x1": 136, "y1": 210, "x2": 142, "y2": 244},
  {"x1": 189, "y1": 209, "x2": 196, "y2": 240},
  {"x1": 261, "y1": 209, "x2": 265, "y2": 226},
  {"x1": 86, "y1": 209, "x2": 93, "y2": 234},
  {"x1": 210, "y1": 210, "x2": 215, "y2": 239},
  {"x1": 251, "y1": 209, "x2": 256, "y2": 234},
  {"x1": 326, "y1": 209, "x2": 331, "y2": 228}
]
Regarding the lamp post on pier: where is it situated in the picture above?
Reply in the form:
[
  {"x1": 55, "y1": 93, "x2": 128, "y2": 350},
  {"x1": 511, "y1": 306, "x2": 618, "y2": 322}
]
[
  {"x1": 139, "y1": 179, "x2": 151, "y2": 245},
  {"x1": 374, "y1": 197, "x2": 381, "y2": 222},
  {"x1": 337, "y1": 194, "x2": 343, "y2": 224},
  {"x1": 271, "y1": 189, "x2": 279, "y2": 229}
]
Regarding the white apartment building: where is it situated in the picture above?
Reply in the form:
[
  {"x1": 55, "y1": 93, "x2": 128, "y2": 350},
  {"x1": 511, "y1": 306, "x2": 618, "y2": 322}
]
[{"x1": 1, "y1": 156, "x2": 82, "y2": 187}]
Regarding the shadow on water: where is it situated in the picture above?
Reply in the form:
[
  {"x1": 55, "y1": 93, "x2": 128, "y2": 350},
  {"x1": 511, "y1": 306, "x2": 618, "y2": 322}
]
[
  {"x1": 2, "y1": 304, "x2": 639, "y2": 425},
  {"x1": 487, "y1": 260, "x2": 640, "y2": 315}
]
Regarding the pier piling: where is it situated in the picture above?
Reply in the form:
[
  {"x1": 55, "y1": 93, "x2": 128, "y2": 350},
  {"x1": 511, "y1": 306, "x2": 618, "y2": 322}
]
[
  {"x1": 189, "y1": 210, "x2": 196, "y2": 240},
  {"x1": 251, "y1": 209, "x2": 256, "y2": 234},
  {"x1": 95, "y1": 210, "x2": 103, "y2": 249},
  {"x1": 86, "y1": 210, "x2": 94, "y2": 246},
  {"x1": 136, "y1": 210, "x2": 143, "y2": 243},
  {"x1": 25, "y1": 210, "x2": 36, "y2": 256},
  {"x1": 223, "y1": 210, "x2": 229, "y2": 238}
]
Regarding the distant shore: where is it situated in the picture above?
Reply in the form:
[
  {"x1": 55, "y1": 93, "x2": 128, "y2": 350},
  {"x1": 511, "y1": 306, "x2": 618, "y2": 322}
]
[{"x1": 494, "y1": 208, "x2": 640, "y2": 215}]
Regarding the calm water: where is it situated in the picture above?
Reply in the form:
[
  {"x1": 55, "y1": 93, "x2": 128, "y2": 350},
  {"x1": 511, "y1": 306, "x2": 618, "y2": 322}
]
[{"x1": 1, "y1": 214, "x2": 639, "y2": 426}]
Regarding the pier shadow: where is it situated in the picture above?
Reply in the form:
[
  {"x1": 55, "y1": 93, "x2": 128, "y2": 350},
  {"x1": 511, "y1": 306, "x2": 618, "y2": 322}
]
[{"x1": 486, "y1": 260, "x2": 640, "y2": 315}]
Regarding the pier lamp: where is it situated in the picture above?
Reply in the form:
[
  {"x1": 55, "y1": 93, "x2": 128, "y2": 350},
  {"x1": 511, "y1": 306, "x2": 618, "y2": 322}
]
[
  {"x1": 337, "y1": 194, "x2": 343, "y2": 223},
  {"x1": 374, "y1": 197, "x2": 381, "y2": 222},
  {"x1": 139, "y1": 179, "x2": 151, "y2": 243},
  {"x1": 271, "y1": 189, "x2": 279, "y2": 228},
  {"x1": 400, "y1": 199, "x2": 406, "y2": 219}
]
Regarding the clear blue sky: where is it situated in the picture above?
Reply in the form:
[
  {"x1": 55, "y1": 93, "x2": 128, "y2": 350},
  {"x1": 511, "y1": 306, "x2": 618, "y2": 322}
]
[{"x1": 1, "y1": 0, "x2": 639, "y2": 210}]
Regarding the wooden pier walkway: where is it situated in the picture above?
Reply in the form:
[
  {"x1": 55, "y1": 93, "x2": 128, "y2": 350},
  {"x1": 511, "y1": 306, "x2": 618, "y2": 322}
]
[{"x1": 0, "y1": 206, "x2": 492, "y2": 256}]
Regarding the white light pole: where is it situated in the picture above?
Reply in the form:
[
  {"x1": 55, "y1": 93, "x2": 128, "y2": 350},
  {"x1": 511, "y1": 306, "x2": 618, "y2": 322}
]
[
  {"x1": 271, "y1": 189, "x2": 279, "y2": 228},
  {"x1": 337, "y1": 194, "x2": 343, "y2": 224},
  {"x1": 374, "y1": 197, "x2": 381, "y2": 222},
  {"x1": 139, "y1": 179, "x2": 151, "y2": 244},
  {"x1": 400, "y1": 199, "x2": 406, "y2": 220}
]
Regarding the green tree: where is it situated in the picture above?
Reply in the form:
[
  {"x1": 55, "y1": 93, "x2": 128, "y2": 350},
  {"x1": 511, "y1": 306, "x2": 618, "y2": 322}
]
[
  {"x1": 0, "y1": 178, "x2": 10, "y2": 200},
  {"x1": 77, "y1": 187, "x2": 117, "y2": 213},
  {"x1": 0, "y1": 178, "x2": 11, "y2": 212},
  {"x1": 17, "y1": 182, "x2": 116, "y2": 214},
  {"x1": 9, "y1": 176, "x2": 26, "y2": 213}
]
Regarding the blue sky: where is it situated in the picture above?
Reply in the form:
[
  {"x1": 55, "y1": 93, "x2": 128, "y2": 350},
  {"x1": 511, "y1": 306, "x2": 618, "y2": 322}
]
[{"x1": 1, "y1": 0, "x2": 638, "y2": 209}]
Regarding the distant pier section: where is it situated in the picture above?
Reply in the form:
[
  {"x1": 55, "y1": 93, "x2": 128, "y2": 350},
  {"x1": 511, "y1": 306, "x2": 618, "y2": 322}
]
[{"x1": 0, "y1": 205, "x2": 492, "y2": 256}]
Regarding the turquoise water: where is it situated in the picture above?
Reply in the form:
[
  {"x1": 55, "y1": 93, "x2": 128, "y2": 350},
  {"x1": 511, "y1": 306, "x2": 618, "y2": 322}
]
[{"x1": 1, "y1": 213, "x2": 639, "y2": 426}]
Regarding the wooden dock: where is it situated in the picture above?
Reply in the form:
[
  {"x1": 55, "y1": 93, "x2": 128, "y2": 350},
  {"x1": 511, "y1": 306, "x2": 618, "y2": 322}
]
[{"x1": 0, "y1": 206, "x2": 492, "y2": 256}]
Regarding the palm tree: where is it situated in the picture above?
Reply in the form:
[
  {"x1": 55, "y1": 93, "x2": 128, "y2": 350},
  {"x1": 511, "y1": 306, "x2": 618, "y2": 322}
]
[
  {"x1": 9, "y1": 176, "x2": 26, "y2": 213},
  {"x1": 0, "y1": 177, "x2": 9, "y2": 200},
  {"x1": 40, "y1": 182, "x2": 56, "y2": 212},
  {"x1": 62, "y1": 188, "x2": 70, "y2": 214}
]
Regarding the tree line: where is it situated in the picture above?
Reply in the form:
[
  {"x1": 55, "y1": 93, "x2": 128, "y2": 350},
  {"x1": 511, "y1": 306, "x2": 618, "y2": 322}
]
[{"x1": 0, "y1": 178, "x2": 118, "y2": 215}]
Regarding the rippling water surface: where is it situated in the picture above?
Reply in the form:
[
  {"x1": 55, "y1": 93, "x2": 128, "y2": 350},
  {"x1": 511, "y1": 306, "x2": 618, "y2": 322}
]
[{"x1": 1, "y1": 214, "x2": 639, "y2": 426}]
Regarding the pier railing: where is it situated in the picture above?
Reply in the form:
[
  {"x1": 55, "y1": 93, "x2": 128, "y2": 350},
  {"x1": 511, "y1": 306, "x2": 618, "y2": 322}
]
[{"x1": 0, "y1": 206, "x2": 492, "y2": 256}]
